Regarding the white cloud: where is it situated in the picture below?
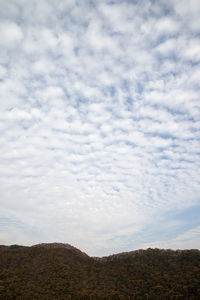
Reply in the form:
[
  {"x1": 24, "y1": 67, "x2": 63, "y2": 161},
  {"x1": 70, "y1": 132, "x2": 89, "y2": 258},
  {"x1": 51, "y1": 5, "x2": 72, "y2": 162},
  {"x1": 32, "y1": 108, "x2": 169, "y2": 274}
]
[
  {"x1": 182, "y1": 38, "x2": 200, "y2": 62},
  {"x1": 0, "y1": 21, "x2": 23, "y2": 46},
  {"x1": 155, "y1": 38, "x2": 177, "y2": 56},
  {"x1": 0, "y1": 65, "x2": 7, "y2": 79},
  {"x1": 173, "y1": 0, "x2": 200, "y2": 32},
  {"x1": 154, "y1": 17, "x2": 180, "y2": 35},
  {"x1": 0, "y1": 0, "x2": 199, "y2": 255}
]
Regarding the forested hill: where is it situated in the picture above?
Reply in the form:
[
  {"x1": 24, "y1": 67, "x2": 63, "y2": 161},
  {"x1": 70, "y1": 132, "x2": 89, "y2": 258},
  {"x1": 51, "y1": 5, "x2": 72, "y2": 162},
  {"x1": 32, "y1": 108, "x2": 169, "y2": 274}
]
[{"x1": 0, "y1": 244, "x2": 200, "y2": 299}]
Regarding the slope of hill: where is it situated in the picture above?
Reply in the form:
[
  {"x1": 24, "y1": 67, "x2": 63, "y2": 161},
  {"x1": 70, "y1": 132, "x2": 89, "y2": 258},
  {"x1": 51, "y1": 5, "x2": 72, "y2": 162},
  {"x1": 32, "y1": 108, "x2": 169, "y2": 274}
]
[
  {"x1": 32, "y1": 242, "x2": 89, "y2": 257},
  {"x1": 0, "y1": 244, "x2": 200, "y2": 299}
]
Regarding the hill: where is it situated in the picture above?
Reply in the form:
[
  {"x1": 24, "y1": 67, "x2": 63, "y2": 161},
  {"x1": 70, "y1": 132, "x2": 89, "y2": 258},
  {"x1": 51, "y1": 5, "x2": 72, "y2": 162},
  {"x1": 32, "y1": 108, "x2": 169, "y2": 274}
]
[{"x1": 0, "y1": 244, "x2": 200, "y2": 299}]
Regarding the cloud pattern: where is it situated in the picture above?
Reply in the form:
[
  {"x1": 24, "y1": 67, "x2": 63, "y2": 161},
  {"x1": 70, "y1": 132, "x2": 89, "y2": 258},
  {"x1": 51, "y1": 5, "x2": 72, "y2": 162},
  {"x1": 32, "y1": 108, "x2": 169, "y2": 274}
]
[{"x1": 0, "y1": 0, "x2": 200, "y2": 255}]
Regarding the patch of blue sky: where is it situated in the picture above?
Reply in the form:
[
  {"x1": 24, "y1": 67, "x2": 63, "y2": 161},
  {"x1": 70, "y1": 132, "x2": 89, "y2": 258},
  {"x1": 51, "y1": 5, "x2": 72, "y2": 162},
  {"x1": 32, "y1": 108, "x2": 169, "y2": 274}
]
[{"x1": 111, "y1": 206, "x2": 200, "y2": 251}]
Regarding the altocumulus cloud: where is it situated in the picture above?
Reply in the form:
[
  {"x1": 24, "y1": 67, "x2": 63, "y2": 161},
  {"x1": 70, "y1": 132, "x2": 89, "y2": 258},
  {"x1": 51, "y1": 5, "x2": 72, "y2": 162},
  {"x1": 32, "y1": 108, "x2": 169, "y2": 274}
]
[{"x1": 0, "y1": 0, "x2": 200, "y2": 256}]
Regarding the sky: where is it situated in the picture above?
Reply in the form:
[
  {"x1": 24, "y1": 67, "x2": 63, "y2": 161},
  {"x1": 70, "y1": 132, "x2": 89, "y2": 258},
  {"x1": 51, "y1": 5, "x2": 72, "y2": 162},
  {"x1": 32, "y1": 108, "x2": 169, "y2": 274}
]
[{"x1": 0, "y1": 0, "x2": 200, "y2": 256}]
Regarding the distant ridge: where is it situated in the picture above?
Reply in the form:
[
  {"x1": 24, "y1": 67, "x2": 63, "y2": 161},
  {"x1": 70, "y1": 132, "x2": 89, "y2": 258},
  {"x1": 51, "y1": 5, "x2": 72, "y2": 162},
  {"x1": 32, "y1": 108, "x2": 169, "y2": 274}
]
[
  {"x1": 32, "y1": 242, "x2": 78, "y2": 250},
  {"x1": 1, "y1": 243, "x2": 200, "y2": 258},
  {"x1": 32, "y1": 242, "x2": 89, "y2": 257}
]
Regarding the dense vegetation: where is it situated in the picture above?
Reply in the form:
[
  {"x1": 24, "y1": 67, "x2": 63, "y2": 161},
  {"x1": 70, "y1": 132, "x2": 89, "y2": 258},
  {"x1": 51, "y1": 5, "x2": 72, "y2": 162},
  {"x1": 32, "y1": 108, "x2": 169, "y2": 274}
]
[{"x1": 0, "y1": 243, "x2": 200, "y2": 299}]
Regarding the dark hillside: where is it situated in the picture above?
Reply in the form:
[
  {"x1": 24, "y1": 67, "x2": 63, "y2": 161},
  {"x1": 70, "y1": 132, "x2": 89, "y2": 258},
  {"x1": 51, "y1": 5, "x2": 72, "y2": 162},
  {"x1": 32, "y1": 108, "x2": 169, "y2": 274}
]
[{"x1": 0, "y1": 244, "x2": 200, "y2": 299}]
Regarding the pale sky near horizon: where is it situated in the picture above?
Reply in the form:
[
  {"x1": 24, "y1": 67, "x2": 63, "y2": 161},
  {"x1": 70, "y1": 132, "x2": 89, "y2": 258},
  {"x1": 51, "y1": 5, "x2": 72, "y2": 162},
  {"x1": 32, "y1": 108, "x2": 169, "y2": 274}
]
[{"x1": 0, "y1": 0, "x2": 200, "y2": 256}]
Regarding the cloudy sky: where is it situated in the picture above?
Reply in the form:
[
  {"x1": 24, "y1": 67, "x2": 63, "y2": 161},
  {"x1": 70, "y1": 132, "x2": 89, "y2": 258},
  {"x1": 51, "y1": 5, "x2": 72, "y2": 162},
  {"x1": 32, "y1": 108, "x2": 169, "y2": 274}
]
[{"x1": 0, "y1": 0, "x2": 200, "y2": 256}]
